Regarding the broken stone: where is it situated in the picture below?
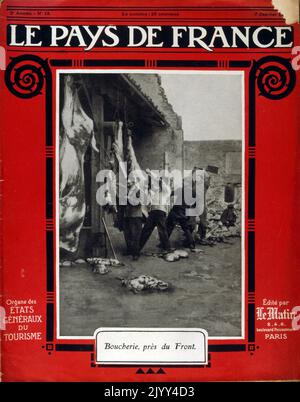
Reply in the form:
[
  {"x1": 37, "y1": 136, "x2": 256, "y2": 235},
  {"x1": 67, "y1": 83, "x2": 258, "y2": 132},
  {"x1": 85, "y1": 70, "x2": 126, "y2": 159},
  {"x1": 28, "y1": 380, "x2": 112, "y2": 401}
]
[
  {"x1": 164, "y1": 252, "x2": 180, "y2": 262},
  {"x1": 121, "y1": 275, "x2": 169, "y2": 293},
  {"x1": 93, "y1": 264, "x2": 109, "y2": 275},
  {"x1": 173, "y1": 249, "x2": 189, "y2": 258},
  {"x1": 87, "y1": 257, "x2": 124, "y2": 267},
  {"x1": 142, "y1": 251, "x2": 165, "y2": 257},
  {"x1": 61, "y1": 260, "x2": 74, "y2": 267},
  {"x1": 74, "y1": 258, "x2": 86, "y2": 264},
  {"x1": 190, "y1": 248, "x2": 203, "y2": 253}
]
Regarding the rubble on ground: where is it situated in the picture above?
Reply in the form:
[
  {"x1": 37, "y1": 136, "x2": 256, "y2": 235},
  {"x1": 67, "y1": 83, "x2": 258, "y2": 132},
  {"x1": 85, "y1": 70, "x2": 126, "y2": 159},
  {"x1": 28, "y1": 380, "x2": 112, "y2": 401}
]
[
  {"x1": 173, "y1": 249, "x2": 189, "y2": 258},
  {"x1": 121, "y1": 275, "x2": 169, "y2": 293},
  {"x1": 190, "y1": 248, "x2": 204, "y2": 253},
  {"x1": 204, "y1": 198, "x2": 241, "y2": 241},
  {"x1": 74, "y1": 258, "x2": 86, "y2": 264},
  {"x1": 164, "y1": 252, "x2": 180, "y2": 262},
  {"x1": 60, "y1": 257, "x2": 124, "y2": 268},
  {"x1": 164, "y1": 249, "x2": 189, "y2": 262},
  {"x1": 143, "y1": 249, "x2": 189, "y2": 262},
  {"x1": 92, "y1": 264, "x2": 110, "y2": 275},
  {"x1": 60, "y1": 260, "x2": 75, "y2": 267},
  {"x1": 87, "y1": 257, "x2": 124, "y2": 267}
]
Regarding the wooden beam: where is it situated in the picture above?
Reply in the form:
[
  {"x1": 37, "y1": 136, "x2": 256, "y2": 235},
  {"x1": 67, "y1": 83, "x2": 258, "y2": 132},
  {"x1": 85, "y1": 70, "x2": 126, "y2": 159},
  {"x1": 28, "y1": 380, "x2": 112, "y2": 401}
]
[{"x1": 90, "y1": 91, "x2": 104, "y2": 235}]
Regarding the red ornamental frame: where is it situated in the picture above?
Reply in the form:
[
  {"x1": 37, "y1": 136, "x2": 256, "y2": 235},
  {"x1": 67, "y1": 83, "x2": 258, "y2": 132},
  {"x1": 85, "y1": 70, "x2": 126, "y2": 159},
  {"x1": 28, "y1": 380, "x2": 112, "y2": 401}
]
[{"x1": 4, "y1": 52, "x2": 296, "y2": 372}]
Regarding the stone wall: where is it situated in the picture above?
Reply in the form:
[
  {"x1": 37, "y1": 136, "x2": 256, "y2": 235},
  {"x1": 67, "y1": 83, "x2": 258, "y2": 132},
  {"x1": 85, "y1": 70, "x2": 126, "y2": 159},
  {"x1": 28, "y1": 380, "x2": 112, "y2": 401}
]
[
  {"x1": 184, "y1": 140, "x2": 243, "y2": 238},
  {"x1": 128, "y1": 74, "x2": 183, "y2": 172}
]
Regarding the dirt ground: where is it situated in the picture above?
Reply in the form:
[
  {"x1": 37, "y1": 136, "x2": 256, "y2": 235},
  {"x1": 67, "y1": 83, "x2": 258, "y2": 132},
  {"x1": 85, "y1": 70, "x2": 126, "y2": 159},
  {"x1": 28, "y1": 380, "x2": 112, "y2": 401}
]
[{"x1": 59, "y1": 226, "x2": 242, "y2": 337}]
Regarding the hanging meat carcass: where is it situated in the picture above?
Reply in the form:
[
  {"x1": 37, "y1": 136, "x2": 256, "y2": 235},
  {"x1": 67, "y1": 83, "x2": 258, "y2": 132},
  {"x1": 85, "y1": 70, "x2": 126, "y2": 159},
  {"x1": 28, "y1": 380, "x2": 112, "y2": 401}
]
[
  {"x1": 59, "y1": 75, "x2": 97, "y2": 252},
  {"x1": 106, "y1": 122, "x2": 149, "y2": 227},
  {"x1": 109, "y1": 122, "x2": 147, "y2": 203},
  {"x1": 110, "y1": 122, "x2": 146, "y2": 190},
  {"x1": 125, "y1": 130, "x2": 149, "y2": 212},
  {"x1": 126, "y1": 132, "x2": 147, "y2": 183},
  {"x1": 112, "y1": 120, "x2": 124, "y2": 161}
]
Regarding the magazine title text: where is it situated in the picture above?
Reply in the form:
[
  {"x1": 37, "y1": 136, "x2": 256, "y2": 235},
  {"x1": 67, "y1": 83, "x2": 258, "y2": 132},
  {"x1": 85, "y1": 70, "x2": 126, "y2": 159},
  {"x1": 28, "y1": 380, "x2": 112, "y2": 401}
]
[{"x1": 8, "y1": 25, "x2": 293, "y2": 51}]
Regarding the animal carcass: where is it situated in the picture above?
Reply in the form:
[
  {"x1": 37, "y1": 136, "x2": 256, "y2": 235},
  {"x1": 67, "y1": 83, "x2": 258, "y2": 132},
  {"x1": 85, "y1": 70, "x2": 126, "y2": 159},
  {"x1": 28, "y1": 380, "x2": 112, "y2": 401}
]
[{"x1": 59, "y1": 75, "x2": 95, "y2": 252}]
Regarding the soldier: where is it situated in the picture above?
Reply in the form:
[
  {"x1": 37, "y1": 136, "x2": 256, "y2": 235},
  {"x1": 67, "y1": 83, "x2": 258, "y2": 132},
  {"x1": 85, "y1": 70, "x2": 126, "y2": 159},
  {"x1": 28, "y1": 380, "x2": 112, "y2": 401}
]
[
  {"x1": 139, "y1": 170, "x2": 172, "y2": 253},
  {"x1": 221, "y1": 204, "x2": 237, "y2": 228},
  {"x1": 166, "y1": 179, "x2": 196, "y2": 250}
]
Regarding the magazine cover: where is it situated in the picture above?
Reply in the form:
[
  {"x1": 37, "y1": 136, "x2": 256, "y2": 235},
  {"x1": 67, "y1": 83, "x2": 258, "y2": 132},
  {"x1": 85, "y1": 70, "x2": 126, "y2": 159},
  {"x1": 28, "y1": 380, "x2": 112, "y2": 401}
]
[{"x1": 0, "y1": 0, "x2": 300, "y2": 384}]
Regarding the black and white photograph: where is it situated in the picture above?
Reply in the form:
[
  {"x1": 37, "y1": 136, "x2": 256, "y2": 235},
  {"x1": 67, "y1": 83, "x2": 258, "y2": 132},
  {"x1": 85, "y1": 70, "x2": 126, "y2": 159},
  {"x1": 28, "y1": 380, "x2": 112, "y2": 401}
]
[{"x1": 57, "y1": 71, "x2": 244, "y2": 338}]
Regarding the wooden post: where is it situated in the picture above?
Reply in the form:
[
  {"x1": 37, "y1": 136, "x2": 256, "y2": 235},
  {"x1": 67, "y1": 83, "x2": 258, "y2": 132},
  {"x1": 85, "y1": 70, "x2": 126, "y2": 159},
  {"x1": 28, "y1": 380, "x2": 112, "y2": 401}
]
[
  {"x1": 90, "y1": 89, "x2": 106, "y2": 256},
  {"x1": 164, "y1": 151, "x2": 169, "y2": 171}
]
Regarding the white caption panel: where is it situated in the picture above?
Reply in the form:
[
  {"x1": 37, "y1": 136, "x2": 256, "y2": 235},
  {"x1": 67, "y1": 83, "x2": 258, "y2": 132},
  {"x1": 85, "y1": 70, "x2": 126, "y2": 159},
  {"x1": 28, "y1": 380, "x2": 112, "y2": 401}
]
[{"x1": 95, "y1": 328, "x2": 208, "y2": 365}]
